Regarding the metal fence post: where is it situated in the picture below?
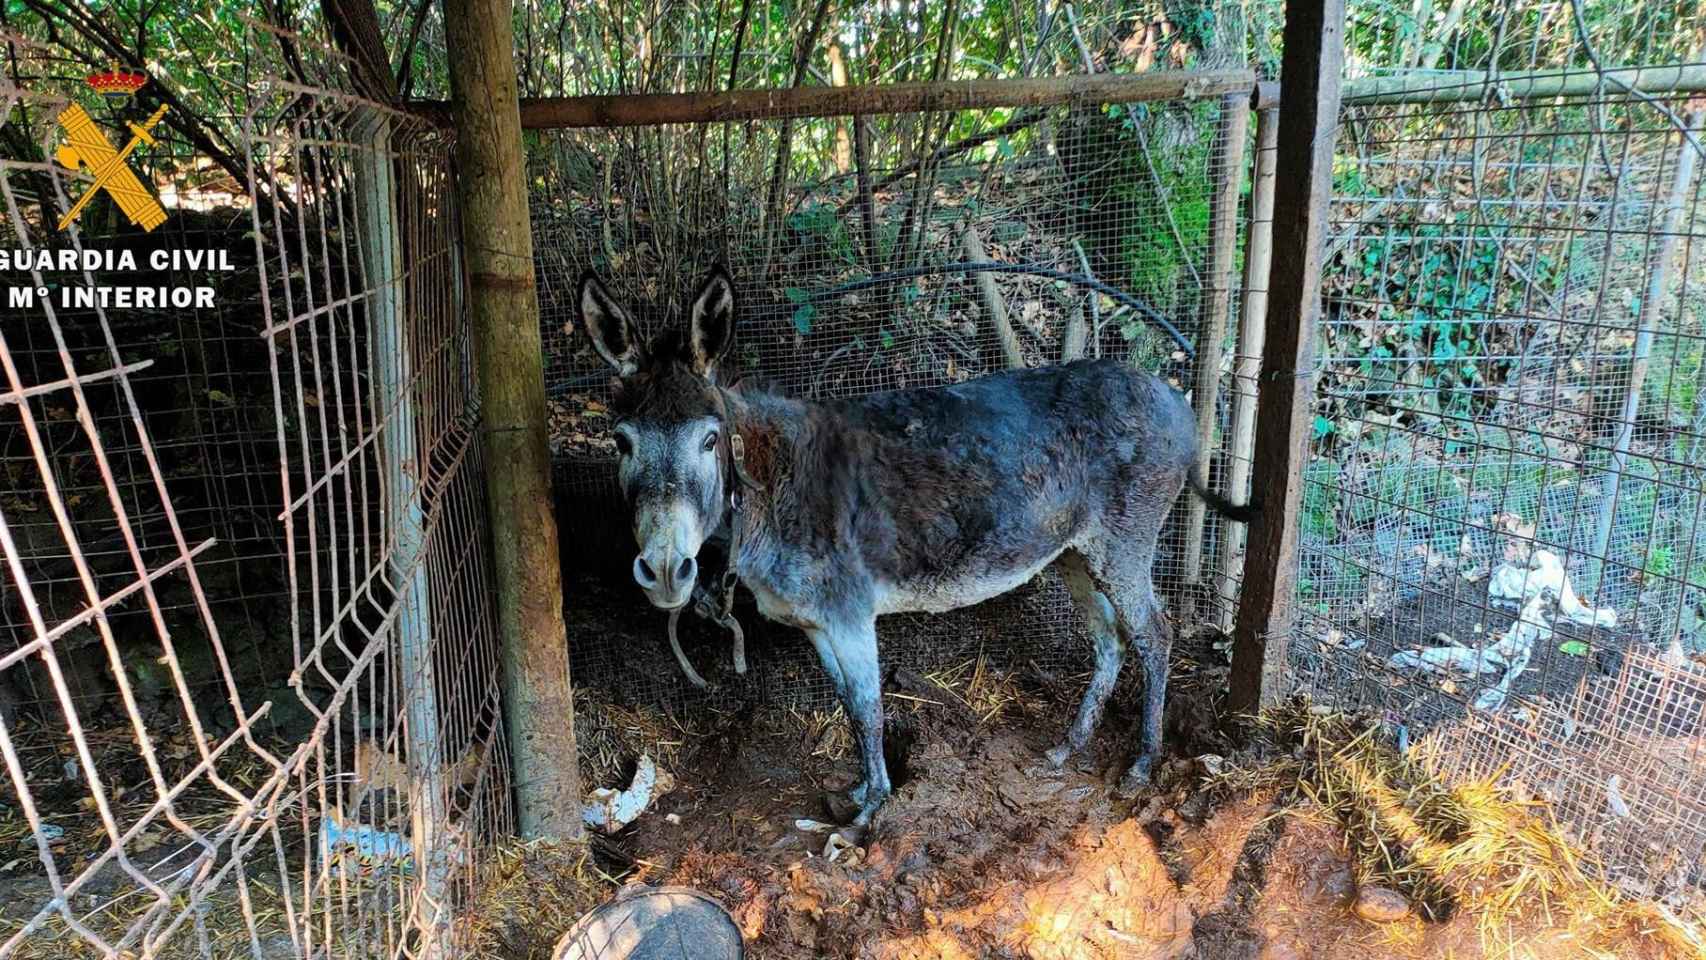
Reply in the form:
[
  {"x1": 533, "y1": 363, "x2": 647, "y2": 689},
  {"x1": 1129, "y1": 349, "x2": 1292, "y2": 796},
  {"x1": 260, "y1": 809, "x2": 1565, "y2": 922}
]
[
  {"x1": 353, "y1": 109, "x2": 448, "y2": 955},
  {"x1": 1228, "y1": 0, "x2": 1345, "y2": 715},
  {"x1": 1590, "y1": 108, "x2": 1704, "y2": 582},
  {"x1": 444, "y1": 0, "x2": 584, "y2": 839}
]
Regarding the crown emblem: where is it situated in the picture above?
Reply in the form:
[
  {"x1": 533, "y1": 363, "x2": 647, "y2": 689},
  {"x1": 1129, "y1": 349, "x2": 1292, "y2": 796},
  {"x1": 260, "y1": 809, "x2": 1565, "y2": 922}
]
[{"x1": 85, "y1": 65, "x2": 148, "y2": 104}]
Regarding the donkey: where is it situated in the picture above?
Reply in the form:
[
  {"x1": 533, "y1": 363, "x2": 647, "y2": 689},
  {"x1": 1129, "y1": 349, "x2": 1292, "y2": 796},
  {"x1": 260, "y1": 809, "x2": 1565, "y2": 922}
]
[{"x1": 577, "y1": 266, "x2": 1256, "y2": 828}]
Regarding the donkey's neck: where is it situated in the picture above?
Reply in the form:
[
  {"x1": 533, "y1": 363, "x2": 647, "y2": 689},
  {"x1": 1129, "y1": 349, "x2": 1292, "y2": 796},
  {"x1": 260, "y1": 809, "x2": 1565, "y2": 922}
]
[
  {"x1": 720, "y1": 388, "x2": 816, "y2": 492},
  {"x1": 717, "y1": 387, "x2": 874, "y2": 623}
]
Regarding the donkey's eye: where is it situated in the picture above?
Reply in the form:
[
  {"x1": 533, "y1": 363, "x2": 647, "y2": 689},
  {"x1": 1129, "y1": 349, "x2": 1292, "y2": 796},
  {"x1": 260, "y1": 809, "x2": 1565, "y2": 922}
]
[
  {"x1": 702, "y1": 430, "x2": 719, "y2": 453},
  {"x1": 614, "y1": 433, "x2": 633, "y2": 456}
]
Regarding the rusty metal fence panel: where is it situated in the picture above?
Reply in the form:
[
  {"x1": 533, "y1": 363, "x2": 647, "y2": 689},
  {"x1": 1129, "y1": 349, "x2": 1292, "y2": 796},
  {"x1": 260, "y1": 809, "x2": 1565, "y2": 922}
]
[
  {"x1": 0, "y1": 21, "x2": 505, "y2": 959},
  {"x1": 1294, "y1": 14, "x2": 1706, "y2": 901}
]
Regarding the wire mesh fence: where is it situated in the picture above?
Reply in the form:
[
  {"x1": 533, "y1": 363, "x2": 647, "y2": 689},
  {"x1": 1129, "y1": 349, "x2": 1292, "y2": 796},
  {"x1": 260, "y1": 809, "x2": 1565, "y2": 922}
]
[
  {"x1": 533, "y1": 82, "x2": 1257, "y2": 714},
  {"x1": 0, "y1": 20, "x2": 504, "y2": 958},
  {"x1": 5, "y1": 0, "x2": 1701, "y2": 952},
  {"x1": 1293, "y1": 43, "x2": 1706, "y2": 899}
]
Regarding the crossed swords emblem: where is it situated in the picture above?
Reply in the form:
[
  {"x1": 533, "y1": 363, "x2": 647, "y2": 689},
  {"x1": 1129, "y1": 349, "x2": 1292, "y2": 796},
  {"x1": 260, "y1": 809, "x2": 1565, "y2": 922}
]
[{"x1": 53, "y1": 102, "x2": 169, "y2": 232}]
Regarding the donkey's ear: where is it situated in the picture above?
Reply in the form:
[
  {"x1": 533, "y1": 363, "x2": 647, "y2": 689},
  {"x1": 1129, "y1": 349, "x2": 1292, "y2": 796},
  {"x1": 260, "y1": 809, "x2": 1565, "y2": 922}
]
[
  {"x1": 578, "y1": 271, "x2": 644, "y2": 375},
  {"x1": 687, "y1": 265, "x2": 736, "y2": 379}
]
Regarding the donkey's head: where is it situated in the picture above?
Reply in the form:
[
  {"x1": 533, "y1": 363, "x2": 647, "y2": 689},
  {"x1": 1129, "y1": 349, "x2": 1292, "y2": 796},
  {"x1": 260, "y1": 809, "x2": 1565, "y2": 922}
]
[{"x1": 577, "y1": 266, "x2": 738, "y2": 610}]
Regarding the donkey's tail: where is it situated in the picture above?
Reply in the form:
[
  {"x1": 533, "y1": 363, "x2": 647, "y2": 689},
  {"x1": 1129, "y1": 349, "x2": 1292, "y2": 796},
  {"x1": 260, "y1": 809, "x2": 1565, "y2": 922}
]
[{"x1": 1188, "y1": 472, "x2": 1260, "y2": 525}]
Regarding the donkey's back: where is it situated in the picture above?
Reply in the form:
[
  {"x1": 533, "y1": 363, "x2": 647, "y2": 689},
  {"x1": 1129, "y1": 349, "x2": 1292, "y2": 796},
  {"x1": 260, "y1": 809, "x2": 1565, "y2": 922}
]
[
  {"x1": 815, "y1": 360, "x2": 1202, "y2": 616},
  {"x1": 833, "y1": 358, "x2": 1199, "y2": 479}
]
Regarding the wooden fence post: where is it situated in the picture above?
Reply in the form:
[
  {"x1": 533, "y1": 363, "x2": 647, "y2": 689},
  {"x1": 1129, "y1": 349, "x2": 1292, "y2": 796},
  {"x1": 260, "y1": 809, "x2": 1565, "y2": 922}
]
[
  {"x1": 444, "y1": 0, "x2": 583, "y2": 839},
  {"x1": 1182, "y1": 92, "x2": 1251, "y2": 616},
  {"x1": 961, "y1": 228, "x2": 1027, "y2": 370},
  {"x1": 1216, "y1": 103, "x2": 1280, "y2": 634},
  {"x1": 1228, "y1": 0, "x2": 1345, "y2": 715}
]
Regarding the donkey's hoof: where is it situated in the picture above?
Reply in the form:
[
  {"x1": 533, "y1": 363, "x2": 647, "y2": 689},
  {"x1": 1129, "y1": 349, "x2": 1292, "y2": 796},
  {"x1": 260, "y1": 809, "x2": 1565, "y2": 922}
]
[
  {"x1": 824, "y1": 790, "x2": 862, "y2": 825},
  {"x1": 1044, "y1": 744, "x2": 1071, "y2": 770},
  {"x1": 851, "y1": 785, "x2": 891, "y2": 829},
  {"x1": 1116, "y1": 758, "x2": 1154, "y2": 798},
  {"x1": 833, "y1": 822, "x2": 870, "y2": 848}
]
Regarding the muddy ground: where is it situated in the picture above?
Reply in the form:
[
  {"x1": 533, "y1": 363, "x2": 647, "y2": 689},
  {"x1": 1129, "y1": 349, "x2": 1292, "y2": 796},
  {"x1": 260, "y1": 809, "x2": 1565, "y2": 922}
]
[{"x1": 543, "y1": 641, "x2": 1683, "y2": 960}]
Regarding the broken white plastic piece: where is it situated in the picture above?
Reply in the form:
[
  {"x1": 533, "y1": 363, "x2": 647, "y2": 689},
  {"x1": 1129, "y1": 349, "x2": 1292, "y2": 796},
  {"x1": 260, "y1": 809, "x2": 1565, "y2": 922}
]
[
  {"x1": 1489, "y1": 549, "x2": 1616, "y2": 628},
  {"x1": 823, "y1": 831, "x2": 857, "y2": 863},
  {"x1": 1606, "y1": 774, "x2": 1632, "y2": 818},
  {"x1": 582, "y1": 755, "x2": 675, "y2": 834},
  {"x1": 794, "y1": 818, "x2": 834, "y2": 834},
  {"x1": 1389, "y1": 591, "x2": 1555, "y2": 713},
  {"x1": 320, "y1": 815, "x2": 414, "y2": 877}
]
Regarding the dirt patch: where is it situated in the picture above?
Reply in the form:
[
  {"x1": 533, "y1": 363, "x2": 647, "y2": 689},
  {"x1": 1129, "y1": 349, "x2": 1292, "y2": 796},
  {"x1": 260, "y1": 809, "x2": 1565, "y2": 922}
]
[
  {"x1": 555, "y1": 684, "x2": 1705, "y2": 960},
  {"x1": 639, "y1": 721, "x2": 1207, "y2": 959}
]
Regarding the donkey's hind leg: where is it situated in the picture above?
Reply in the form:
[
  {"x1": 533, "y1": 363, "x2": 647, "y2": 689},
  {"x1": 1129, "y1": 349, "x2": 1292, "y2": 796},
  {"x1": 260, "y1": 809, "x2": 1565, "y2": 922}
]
[
  {"x1": 1045, "y1": 549, "x2": 1126, "y2": 770},
  {"x1": 1078, "y1": 542, "x2": 1172, "y2": 796}
]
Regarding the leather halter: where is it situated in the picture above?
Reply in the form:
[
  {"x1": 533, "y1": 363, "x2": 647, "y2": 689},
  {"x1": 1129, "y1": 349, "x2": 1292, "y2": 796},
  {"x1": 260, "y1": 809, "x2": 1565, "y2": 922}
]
[
  {"x1": 708, "y1": 383, "x2": 764, "y2": 611},
  {"x1": 664, "y1": 383, "x2": 762, "y2": 689}
]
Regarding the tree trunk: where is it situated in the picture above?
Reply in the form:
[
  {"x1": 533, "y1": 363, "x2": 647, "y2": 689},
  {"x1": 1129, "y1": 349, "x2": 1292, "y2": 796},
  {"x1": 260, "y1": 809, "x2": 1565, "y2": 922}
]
[{"x1": 828, "y1": 41, "x2": 853, "y2": 173}]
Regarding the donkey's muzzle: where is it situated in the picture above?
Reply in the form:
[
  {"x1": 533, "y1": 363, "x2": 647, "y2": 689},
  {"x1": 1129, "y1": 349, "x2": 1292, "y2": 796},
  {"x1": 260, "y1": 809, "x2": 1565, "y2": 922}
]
[{"x1": 634, "y1": 549, "x2": 697, "y2": 608}]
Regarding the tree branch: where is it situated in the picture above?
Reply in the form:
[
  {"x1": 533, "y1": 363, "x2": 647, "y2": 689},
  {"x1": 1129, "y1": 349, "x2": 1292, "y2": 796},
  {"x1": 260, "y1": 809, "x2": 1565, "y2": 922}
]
[
  {"x1": 759, "y1": 0, "x2": 834, "y2": 276},
  {"x1": 17, "y1": 0, "x2": 252, "y2": 196},
  {"x1": 395, "y1": 0, "x2": 435, "y2": 98}
]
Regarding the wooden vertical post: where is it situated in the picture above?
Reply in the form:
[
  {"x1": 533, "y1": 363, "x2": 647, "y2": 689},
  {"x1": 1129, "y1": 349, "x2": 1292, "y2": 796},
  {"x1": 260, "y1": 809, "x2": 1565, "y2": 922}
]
[
  {"x1": 1182, "y1": 92, "x2": 1251, "y2": 615},
  {"x1": 444, "y1": 0, "x2": 583, "y2": 839},
  {"x1": 962, "y1": 228, "x2": 1027, "y2": 369},
  {"x1": 1216, "y1": 103, "x2": 1280, "y2": 634},
  {"x1": 1228, "y1": 0, "x2": 1345, "y2": 715}
]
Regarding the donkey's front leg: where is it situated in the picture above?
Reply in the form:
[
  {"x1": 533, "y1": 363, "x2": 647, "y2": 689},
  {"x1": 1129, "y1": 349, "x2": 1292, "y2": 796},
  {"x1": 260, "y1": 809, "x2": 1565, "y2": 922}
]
[{"x1": 805, "y1": 618, "x2": 890, "y2": 826}]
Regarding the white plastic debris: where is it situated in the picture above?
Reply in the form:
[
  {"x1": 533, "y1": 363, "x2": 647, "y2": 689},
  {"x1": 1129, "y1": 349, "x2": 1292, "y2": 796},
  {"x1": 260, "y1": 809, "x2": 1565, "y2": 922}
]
[
  {"x1": 1389, "y1": 590, "x2": 1556, "y2": 713},
  {"x1": 581, "y1": 754, "x2": 675, "y2": 834},
  {"x1": 1606, "y1": 775, "x2": 1632, "y2": 818},
  {"x1": 1387, "y1": 643, "x2": 1500, "y2": 677},
  {"x1": 1662, "y1": 637, "x2": 1689, "y2": 668},
  {"x1": 793, "y1": 818, "x2": 834, "y2": 834},
  {"x1": 319, "y1": 815, "x2": 413, "y2": 878},
  {"x1": 1488, "y1": 549, "x2": 1616, "y2": 628},
  {"x1": 822, "y1": 831, "x2": 858, "y2": 863},
  {"x1": 1473, "y1": 591, "x2": 1557, "y2": 711}
]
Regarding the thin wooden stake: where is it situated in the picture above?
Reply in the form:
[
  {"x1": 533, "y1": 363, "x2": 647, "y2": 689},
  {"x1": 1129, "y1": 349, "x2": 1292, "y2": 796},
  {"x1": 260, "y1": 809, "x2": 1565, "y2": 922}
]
[
  {"x1": 1216, "y1": 105, "x2": 1279, "y2": 634},
  {"x1": 1182, "y1": 93, "x2": 1251, "y2": 614},
  {"x1": 444, "y1": 0, "x2": 583, "y2": 839},
  {"x1": 961, "y1": 228, "x2": 1026, "y2": 370},
  {"x1": 1229, "y1": 0, "x2": 1346, "y2": 715}
]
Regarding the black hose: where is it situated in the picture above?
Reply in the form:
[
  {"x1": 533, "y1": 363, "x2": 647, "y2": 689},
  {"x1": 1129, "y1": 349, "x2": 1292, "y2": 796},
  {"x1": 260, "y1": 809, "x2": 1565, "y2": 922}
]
[{"x1": 806, "y1": 260, "x2": 1194, "y2": 359}]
